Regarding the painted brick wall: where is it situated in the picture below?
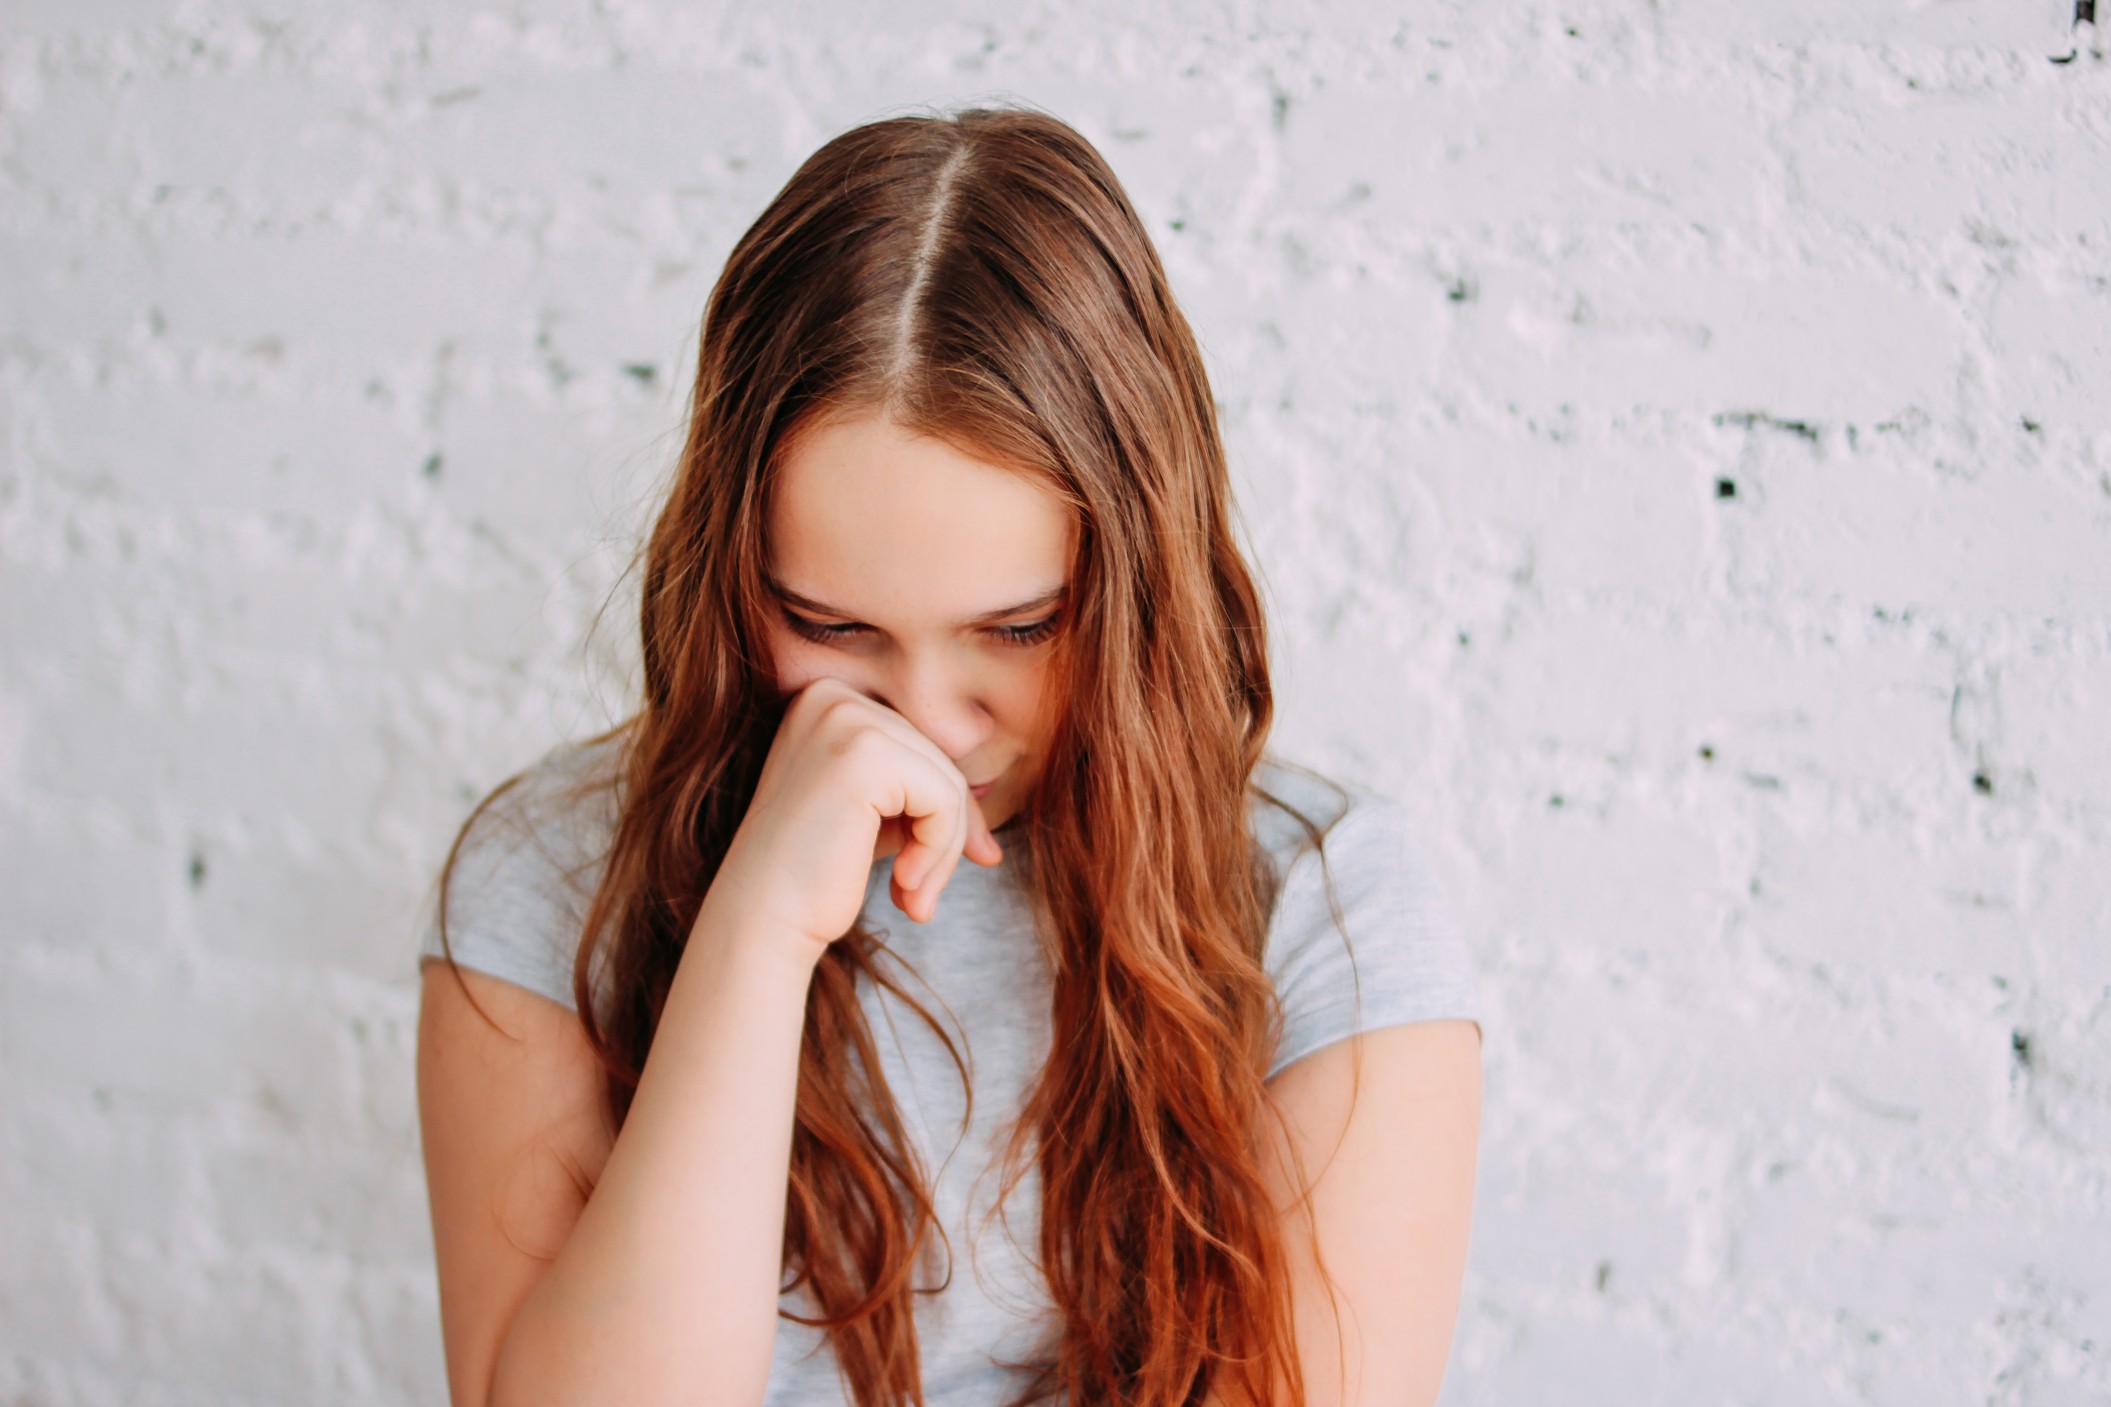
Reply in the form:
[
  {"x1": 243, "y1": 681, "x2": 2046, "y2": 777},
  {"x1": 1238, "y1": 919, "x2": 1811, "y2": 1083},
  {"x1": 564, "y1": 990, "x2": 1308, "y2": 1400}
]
[{"x1": 3, "y1": 2, "x2": 2106, "y2": 1403}]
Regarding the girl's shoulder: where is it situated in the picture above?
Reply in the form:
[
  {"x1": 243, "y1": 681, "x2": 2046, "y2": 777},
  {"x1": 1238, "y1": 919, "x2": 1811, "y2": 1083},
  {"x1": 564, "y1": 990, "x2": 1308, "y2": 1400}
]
[
  {"x1": 1246, "y1": 754, "x2": 1482, "y2": 1076},
  {"x1": 416, "y1": 730, "x2": 630, "y2": 1010},
  {"x1": 1247, "y1": 753, "x2": 1404, "y2": 875},
  {"x1": 454, "y1": 729, "x2": 629, "y2": 886}
]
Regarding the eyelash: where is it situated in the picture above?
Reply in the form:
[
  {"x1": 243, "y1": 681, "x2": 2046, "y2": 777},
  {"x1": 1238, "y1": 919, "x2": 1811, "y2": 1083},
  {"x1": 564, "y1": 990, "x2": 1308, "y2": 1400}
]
[{"x1": 783, "y1": 612, "x2": 1061, "y2": 649}]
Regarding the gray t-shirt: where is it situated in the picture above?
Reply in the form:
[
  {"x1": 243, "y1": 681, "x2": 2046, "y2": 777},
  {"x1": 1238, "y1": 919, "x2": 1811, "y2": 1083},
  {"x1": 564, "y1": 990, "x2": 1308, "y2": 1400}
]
[{"x1": 416, "y1": 734, "x2": 1482, "y2": 1406}]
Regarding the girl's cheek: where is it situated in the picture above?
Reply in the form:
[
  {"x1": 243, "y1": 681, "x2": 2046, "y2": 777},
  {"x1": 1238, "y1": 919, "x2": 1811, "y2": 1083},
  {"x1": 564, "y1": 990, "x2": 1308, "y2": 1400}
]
[
  {"x1": 761, "y1": 631, "x2": 826, "y2": 699},
  {"x1": 1008, "y1": 671, "x2": 1062, "y2": 743}
]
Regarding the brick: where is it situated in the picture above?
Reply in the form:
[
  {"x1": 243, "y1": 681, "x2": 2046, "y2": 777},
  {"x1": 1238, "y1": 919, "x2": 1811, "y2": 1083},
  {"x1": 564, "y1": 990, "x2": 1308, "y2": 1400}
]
[{"x1": 4, "y1": 966, "x2": 356, "y2": 1127}]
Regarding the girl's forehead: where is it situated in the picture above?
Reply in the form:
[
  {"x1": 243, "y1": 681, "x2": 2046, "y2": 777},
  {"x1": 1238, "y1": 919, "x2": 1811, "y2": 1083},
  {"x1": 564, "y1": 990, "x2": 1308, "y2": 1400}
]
[{"x1": 767, "y1": 413, "x2": 1074, "y2": 614}]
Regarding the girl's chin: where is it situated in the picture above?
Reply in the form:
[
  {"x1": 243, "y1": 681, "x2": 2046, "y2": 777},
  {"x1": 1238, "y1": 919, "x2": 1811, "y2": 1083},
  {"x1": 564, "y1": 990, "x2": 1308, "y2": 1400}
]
[{"x1": 980, "y1": 791, "x2": 1024, "y2": 835}]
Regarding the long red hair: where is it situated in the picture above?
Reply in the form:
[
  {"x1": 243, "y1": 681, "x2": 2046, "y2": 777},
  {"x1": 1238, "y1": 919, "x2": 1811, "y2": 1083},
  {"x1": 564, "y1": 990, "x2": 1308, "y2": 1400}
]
[{"x1": 437, "y1": 104, "x2": 1356, "y2": 1407}]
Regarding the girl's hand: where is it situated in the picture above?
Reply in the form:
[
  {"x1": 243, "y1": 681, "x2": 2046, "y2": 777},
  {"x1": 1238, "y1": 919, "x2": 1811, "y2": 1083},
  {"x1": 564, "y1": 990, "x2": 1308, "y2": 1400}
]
[{"x1": 702, "y1": 676, "x2": 1004, "y2": 968}]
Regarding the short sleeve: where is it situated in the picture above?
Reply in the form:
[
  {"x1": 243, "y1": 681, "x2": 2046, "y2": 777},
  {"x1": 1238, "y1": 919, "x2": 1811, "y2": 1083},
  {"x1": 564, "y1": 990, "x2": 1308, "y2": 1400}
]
[
  {"x1": 415, "y1": 742, "x2": 619, "y2": 1012},
  {"x1": 1261, "y1": 793, "x2": 1482, "y2": 1081}
]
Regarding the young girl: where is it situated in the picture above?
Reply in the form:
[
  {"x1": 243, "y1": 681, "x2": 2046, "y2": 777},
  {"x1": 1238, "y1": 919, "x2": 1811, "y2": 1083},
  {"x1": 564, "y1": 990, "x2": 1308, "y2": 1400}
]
[{"x1": 416, "y1": 105, "x2": 1482, "y2": 1407}]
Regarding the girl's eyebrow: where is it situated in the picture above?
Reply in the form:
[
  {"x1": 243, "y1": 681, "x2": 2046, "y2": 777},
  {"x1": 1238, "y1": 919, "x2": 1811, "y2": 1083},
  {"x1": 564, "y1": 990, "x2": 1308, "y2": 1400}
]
[{"x1": 765, "y1": 577, "x2": 1067, "y2": 629}]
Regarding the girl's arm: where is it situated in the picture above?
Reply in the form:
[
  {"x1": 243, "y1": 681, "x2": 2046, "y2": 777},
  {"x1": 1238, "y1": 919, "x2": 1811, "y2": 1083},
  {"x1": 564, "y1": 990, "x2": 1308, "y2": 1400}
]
[
  {"x1": 417, "y1": 891, "x2": 818, "y2": 1407},
  {"x1": 418, "y1": 678, "x2": 1001, "y2": 1407},
  {"x1": 1202, "y1": 1018, "x2": 1483, "y2": 1407}
]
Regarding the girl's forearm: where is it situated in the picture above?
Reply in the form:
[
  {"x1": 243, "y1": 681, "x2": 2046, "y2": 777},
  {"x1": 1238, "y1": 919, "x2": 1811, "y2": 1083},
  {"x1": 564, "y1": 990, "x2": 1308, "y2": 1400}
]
[{"x1": 487, "y1": 893, "x2": 817, "y2": 1407}]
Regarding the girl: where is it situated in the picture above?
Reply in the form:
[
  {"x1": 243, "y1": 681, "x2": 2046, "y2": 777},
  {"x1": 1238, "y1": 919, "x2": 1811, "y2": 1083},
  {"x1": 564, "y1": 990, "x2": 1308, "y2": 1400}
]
[{"x1": 416, "y1": 104, "x2": 1482, "y2": 1407}]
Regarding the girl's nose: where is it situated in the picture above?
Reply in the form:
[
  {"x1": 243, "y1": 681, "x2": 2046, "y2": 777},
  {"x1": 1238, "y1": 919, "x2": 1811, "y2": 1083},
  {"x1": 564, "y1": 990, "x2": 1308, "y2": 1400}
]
[{"x1": 872, "y1": 658, "x2": 995, "y2": 765}]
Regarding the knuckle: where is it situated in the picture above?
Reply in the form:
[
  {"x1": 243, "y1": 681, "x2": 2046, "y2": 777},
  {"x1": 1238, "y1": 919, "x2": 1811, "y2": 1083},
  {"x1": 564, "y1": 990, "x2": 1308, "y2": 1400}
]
[
  {"x1": 833, "y1": 721, "x2": 890, "y2": 768},
  {"x1": 813, "y1": 692, "x2": 871, "y2": 739}
]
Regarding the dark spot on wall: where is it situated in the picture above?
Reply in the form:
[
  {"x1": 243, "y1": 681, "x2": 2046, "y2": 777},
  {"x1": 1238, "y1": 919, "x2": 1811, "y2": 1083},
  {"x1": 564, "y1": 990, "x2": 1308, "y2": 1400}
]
[
  {"x1": 1698, "y1": 744, "x2": 1715, "y2": 761},
  {"x1": 1271, "y1": 90, "x2": 1291, "y2": 131},
  {"x1": 1446, "y1": 275, "x2": 1477, "y2": 303},
  {"x1": 623, "y1": 362, "x2": 657, "y2": 385},
  {"x1": 2011, "y1": 1029, "x2": 2032, "y2": 1070},
  {"x1": 188, "y1": 852, "x2": 207, "y2": 889},
  {"x1": 1594, "y1": 1260, "x2": 1611, "y2": 1291},
  {"x1": 1456, "y1": 630, "x2": 1471, "y2": 647},
  {"x1": 1973, "y1": 771, "x2": 1993, "y2": 795},
  {"x1": 421, "y1": 453, "x2": 443, "y2": 480},
  {"x1": 1714, "y1": 410, "x2": 1820, "y2": 444},
  {"x1": 2051, "y1": 3, "x2": 2102, "y2": 60},
  {"x1": 1715, "y1": 477, "x2": 1738, "y2": 499},
  {"x1": 256, "y1": 1085, "x2": 295, "y2": 1124},
  {"x1": 2021, "y1": 416, "x2": 2041, "y2": 434},
  {"x1": 1549, "y1": 793, "x2": 1565, "y2": 809},
  {"x1": 1567, "y1": 25, "x2": 1581, "y2": 37},
  {"x1": 1169, "y1": 217, "x2": 1187, "y2": 232}
]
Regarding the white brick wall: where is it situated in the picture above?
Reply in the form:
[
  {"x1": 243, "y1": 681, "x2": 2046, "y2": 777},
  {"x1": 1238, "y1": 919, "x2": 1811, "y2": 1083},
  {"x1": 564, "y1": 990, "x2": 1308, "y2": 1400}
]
[{"x1": 4, "y1": 2, "x2": 2106, "y2": 1403}]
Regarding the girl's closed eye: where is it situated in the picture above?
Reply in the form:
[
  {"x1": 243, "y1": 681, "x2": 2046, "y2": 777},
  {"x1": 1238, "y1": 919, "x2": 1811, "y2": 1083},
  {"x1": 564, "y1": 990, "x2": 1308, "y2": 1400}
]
[
  {"x1": 781, "y1": 612, "x2": 1061, "y2": 648},
  {"x1": 992, "y1": 616, "x2": 1060, "y2": 647},
  {"x1": 781, "y1": 612, "x2": 863, "y2": 645}
]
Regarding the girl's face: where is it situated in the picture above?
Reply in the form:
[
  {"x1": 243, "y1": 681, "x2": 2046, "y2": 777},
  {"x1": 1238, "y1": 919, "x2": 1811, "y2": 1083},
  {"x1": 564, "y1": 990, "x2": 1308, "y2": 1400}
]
[{"x1": 763, "y1": 410, "x2": 1076, "y2": 834}]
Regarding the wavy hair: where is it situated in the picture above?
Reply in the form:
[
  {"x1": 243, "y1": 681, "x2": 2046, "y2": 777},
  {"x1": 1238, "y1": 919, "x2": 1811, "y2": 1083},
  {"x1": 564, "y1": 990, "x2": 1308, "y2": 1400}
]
[{"x1": 435, "y1": 104, "x2": 1360, "y2": 1407}]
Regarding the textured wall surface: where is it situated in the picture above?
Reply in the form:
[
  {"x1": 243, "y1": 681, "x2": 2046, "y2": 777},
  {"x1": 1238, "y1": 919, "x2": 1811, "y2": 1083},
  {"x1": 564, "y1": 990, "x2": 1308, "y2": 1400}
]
[{"x1": 3, "y1": 1, "x2": 2108, "y2": 1403}]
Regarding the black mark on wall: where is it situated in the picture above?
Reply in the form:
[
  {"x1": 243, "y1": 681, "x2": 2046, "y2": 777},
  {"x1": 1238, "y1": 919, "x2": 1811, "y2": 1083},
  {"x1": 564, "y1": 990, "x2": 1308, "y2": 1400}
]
[
  {"x1": 1714, "y1": 409, "x2": 1820, "y2": 444},
  {"x1": 2052, "y1": 2, "x2": 2098, "y2": 62}
]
